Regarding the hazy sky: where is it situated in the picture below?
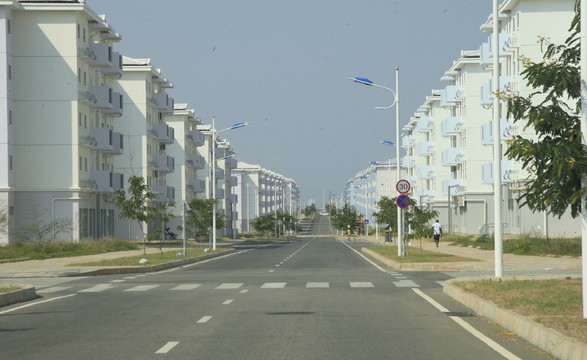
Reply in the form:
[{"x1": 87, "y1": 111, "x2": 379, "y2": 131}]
[{"x1": 90, "y1": 0, "x2": 491, "y2": 206}]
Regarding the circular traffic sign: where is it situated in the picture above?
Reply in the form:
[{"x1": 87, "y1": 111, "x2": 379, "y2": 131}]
[
  {"x1": 396, "y1": 194, "x2": 410, "y2": 209},
  {"x1": 396, "y1": 179, "x2": 411, "y2": 194}
]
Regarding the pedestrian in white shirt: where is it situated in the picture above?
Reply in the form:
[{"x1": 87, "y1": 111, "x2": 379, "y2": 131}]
[{"x1": 432, "y1": 220, "x2": 442, "y2": 247}]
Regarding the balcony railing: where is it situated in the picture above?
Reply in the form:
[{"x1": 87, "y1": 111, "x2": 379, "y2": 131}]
[
  {"x1": 441, "y1": 116, "x2": 463, "y2": 136},
  {"x1": 91, "y1": 171, "x2": 124, "y2": 193},
  {"x1": 442, "y1": 147, "x2": 465, "y2": 166},
  {"x1": 89, "y1": 85, "x2": 113, "y2": 109},
  {"x1": 154, "y1": 155, "x2": 175, "y2": 173},
  {"x1": 187, "y1": 130, "x2": 205, "y2": 146},
  {"x1": 152, "y1": 123, "x2": 174, "y2": 144},
  {"x1": 153, "y1": 92, "x2": 174, "y2": 114},
  {"x1": 100, "y1": 52, "x2": 123, "y2": 77},
  {"x1": 416, "y1": 117, "x2": 433, "y2": 133},
  {"x1": 153, "y1": 185, "x2": 175, "y2": 202},
  {"x1": 417, "y1": 141, "x2": 434, "y2": 156},
  {"x1": 102, "y1": 92, "x2": 123, "y2": 116},
  {"x1": 417, "y1": 165, "x2": 435, "y2": 180},
  {"x1": 88, "y1": 43, "x2": 113, "y2": 67},
  {"x1": 481, "y1": 119, "x2": 515, "y2": 145}
]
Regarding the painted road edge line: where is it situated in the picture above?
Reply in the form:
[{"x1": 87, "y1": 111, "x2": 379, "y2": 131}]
[
  {"x1": 0, "y1": 294, "x2": 77, "y2": 315},
  {"x1": 412, "y1": 288, "x2": 521, "y2": 360}
]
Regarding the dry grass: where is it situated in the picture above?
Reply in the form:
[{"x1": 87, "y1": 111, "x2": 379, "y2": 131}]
[
  {"x1": 0, "y1": 285, "x2": 22, "y2": 294},
  {"x1": 69, "y1": 248, "x2": 228, "y2": 267},
  {"x1": 367, "y1": 246, "x2": 478, "y2": 263},
  {"x1": 457, "y1": 278, "x2": 587, "y2": 343}
]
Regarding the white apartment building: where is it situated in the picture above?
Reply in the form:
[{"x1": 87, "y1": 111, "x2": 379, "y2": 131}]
[
  {"x1": 164, "y1": 103, "x2": 205, "y2": 236},
  {"x1": 112, "y1": 56, "x2": 175, "y2": 241},
  {"x1": 0, "y1": 0, "x2": 124, "y2": 244},
  {"x1": 346, "y1": 0, "x2": 580, "y2": 237},
  {"x1": 234, "y1": 162, "x2": 300, "y2": 234}
]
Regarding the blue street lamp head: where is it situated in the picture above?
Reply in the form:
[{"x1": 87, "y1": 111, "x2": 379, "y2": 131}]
[
  {"x1": 348, "y1": 77, "x2": 374, "y2": 86},
  {"x1": 380, "y1": 140, "x2": 395, "y2": 146},
  {"x1": 230, "y1": 122, "x2": 248, "y2": 129},
  {"x1": 370, "y1": 161, "x2": 379, "y2": 165}
]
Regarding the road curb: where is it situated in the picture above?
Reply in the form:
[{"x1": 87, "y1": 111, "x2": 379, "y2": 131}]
[
  {"x1": 69, "y1": 249, "x2": 237, "y2": 276},
  {"x1": 360, "y1": 247, "x2": 489, "y2": 271},
  {"x1": 0, "y1": 284, "x2": 36, "y2": 307},
  {"x1": 444, "y1": 276, "x2": 587, "y2": 360}
]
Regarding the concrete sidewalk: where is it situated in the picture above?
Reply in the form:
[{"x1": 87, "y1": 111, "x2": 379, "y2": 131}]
[{"x1": 358, "y1": 235, "x2": 582, "y2": 273}]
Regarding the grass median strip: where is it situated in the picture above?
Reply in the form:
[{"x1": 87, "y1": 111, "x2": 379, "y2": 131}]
[
  {"x1": 456, "y1": 278, "x2": 587, "y2": 344},
  {"x1": 367, "y1": 246, "x2": 478, "y2": 263},
  {"x1": 69, "y1": 248, "x2": 228, "y2": 267}
]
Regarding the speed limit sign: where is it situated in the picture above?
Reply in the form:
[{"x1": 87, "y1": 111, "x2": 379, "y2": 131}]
[{"x1": 396, "y1": 179, "x2": 411, "y2": 194}]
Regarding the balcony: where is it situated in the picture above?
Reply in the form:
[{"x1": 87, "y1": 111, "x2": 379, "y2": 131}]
[
  {"x1": 100, "y1": 52, "x2": 122, "y2": 77},
  {"x1": 215, "y1": 187, "x2": 225, "y2": 199},
  {"x1": 417, "y1": 141, "x2": 434, "y2": 156},
  {"x1": 91, "y1": 171, "x2": 124, "y2": 193},
  {"x1": 480, "y1": 76, "x2": 513, "y2": 106},
  {"x1": 442, "y1": 147, "x2": 465, "y2": 166},
  {"x1": 416, "y1": 117, "x2": 433, "y2": 133},
  {"x1": 416, "y1": 189, "x2": 435, "y2": 205},
  {"x1": 187, "y1": 130, "x2": 205, "y2": 146},
  {"x1": 215, "y1": 168, "x2": 225, "y2": 180},
  {"x1": 402, "y1": 135, "x2": 416, "y2": 148},
  {"x1": 228, "y1": 194, "x2": 238, "y2": 203},
  {"x1": 227, "y1": 176, "x2": 238, "y2": 186},
  {"x1": 102, "y1": 92, "x2": 123, "y2": 116},
  {"x1": 187, "y1": 153, "x2": 205, "y2": 169},
  {"x1": 89, "y1": 85, "x2": 113, "y2": 109},
  {"x1": 226, "y1": 158, "x2": 237, "y2": 168},
  {"x1": 153, "y1": 92, "x2": 174, "y2": 114},
  {"x1": 190, "y1": 179, "x2": 206, "y2": 193},
  {"x1": 440, "y1": 85, "x2": 463, "y2": 107},
  {"x1": 88, "y1": 43, "x2": 113, "y2": 67},
  {"x1": 154, "y1": 155, "x2": 175, "y2": 173},
  {"x1": 441, "y1": 116, "x2": 463, "y2": 136},
  {"x1": 154, "y1": 185, "x2": 175, "y2": 202},
  {"x1": 417, "y1": 165, "x2": 435, "y2": 180},
  {"x1": 479, "y1": 34, "x2": 513, "y2": 66},
  {"x1": 89, "y1": 128, "x2": 123, "y2": 154},
  {"x1": 401, "y1": 156, "x2": 416, "y2": 169},
  {"x1": 481, "y1": 119, "x2": 516, "y2": 145},
  {"x1": 482, "y1": 160, "x2": 528, "y2": 184},
  {"x1": 152, "y1": 123, "x2": 174, "y2": 144},
  {"x1": 443, "y1": 179, "x2": 466, "y2": 196}
]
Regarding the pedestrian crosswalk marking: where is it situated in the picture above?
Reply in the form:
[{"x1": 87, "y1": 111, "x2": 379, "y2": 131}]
[
  {"x1": 306, "y1": 282, "x2": 329, "y2": 288},
  {"x1": 261, "y1": 282, "x2": 286, "y2": 289},
  {"x1": 216, "y1": 283, "x2": 243, "y2": 290},
  {"x1": 37, "y1": 286, "x2": 71, "y2": 294},
  {"x1": 350, "y1": 282, "x2": 374, "y2": 288},
  {"x1": 78, "y1": 284, "x2": 115, "y2": 293},
  {"x1": 393, "y1": 280, "x2": 420, "y2": 288},
  {"x1": 171, "y1": 284, "x2": 202, "y2": 290},
  {"x1": 124, "y1": 285, "x2": 160, "y2": 292}
]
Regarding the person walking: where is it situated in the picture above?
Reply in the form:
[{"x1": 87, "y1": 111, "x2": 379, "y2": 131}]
[{"x1": 432, "y1": 220, "x2": 442, "y2": 247}]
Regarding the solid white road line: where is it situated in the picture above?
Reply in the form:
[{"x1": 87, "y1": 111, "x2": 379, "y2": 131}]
[
  {"x1": 339, "y1": 240, "x2": 387, "y2": 272},
  {"x1": 393, "y1": 280, "x2": 420, "y2": 288},
  {"x1": 155, "y1": 341, "x2": 179, "y2": 354},
  {"x1": 223, "y1": 299, "x2": 234, "y2": 305},
  {"x1": 197, "y1": 316, "x2": 213, "y2": 323},
  {"x1": 239, "y1": 290, "x2": 249, "y2": 294},
  {"x1": 0, "y1": 294, "x2": 76, "y2": 315},
  {"x1": 412, "y1": 288, "x2": 521, "y2": 360}
]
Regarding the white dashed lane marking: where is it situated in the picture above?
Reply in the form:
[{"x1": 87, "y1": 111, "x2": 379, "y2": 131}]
[
  {"x1": 124, "y1": 285, "x2": 160, "y2": 292},
  {"x1": 155, "y1": 341, "x2": 179, "y2": 354},
  {"x1": 78, "y1": 284, "x2": 115, "y2": 293},
  {"x1": 197, "y1": 316, "x2": 213, "y2": 323},
  {"x1": 350, "y1": 282, "x2": 374, "y2": 288},
  {"x1": 261, "y1": 282, "x2": 287, "y2": 289},
  {"x1": 215, "y1": 283, "x2": 244, "y2": 290},
  {"x1": 171, "y1": 284, "x2": 202, "y2": 290},
  {"x1": 306, "y1": 282, "x2": 329, "y2": 288}
]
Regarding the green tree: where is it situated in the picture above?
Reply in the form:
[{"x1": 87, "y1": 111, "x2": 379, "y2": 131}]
[
  {"x1": 404, "y1": 199, "x2": 439, "y2": 255},
  {"x1": 373, "y1": 196, "x2": 397, "y2": 231},
  {"x1": 303, "y1": 203, "x2": 317, "y2": 216},
  {"x1": 251, "y1": 215, "x2": 275, "y2": 236},
  {"x1": 113, "y1": 176, "x2": 163, "y2": 259},
  {"x1": 331, "y1": 203, "x2": 359, "y2": 234},
  {"x1": 505, "y1": 2, "x2": 587, "y2": 218},
  {"x1": 185, "y1": 199, "x2": 226, "y2": 240}
]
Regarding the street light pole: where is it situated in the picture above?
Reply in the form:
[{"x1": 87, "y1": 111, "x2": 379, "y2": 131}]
[
  {"x1": 447, "y1": 184, "x2": 460, "y2": 235},
  {"x1": 349, "y1": 68, "x2": 403, "y2": 256},
  {"x1": 210, "y1": 117, "x2": 249, "y2": 250}
]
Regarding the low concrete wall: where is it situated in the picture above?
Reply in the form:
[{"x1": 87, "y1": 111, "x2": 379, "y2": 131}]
[
  {"x1": 444, "y1": 277, "x2": 587, "y2": 360},
  {"x1": 0, "y1": 284, "x2": 36, "y2": 307}
]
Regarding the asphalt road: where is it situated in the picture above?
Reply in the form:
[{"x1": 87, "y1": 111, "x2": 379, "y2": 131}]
[{"x1": 0, "y1": 216, "x2": 551, "y2": 359}]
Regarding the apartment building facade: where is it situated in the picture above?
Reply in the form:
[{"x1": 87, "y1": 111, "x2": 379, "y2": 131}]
[
  {"x1": 0, "y1": 0, "x2": 124, "y2": 244},
  {"x1": 346, "y1": 0, "x2": 580, "y2": 237}
]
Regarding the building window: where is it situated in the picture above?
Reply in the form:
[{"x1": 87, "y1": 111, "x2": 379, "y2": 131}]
[
  {"x1": 7, "y1": 19, "x2": 11, "y2": 35},
  {"x1": 84, "y1": 157, "x2": 88, "y2": 172},
  {"x1": 8, "y1": 110, "x2": 12, "y2": 125},
  {"x1": 82, "y1": 27, "x2": 86, "y2": 42},
  {"x1": 77, "y1": 23, "x2": 80, "y2": 39},
  {"x1": 83, "y1": 71, "x2": 86, "y2": 85},
  {"x1": 7, "y1": 64, "x2": 11, "y2": 80},
  {"x1": 78, "y1": 112, "x2": 82, "y2": 127},
  {"x1": 78, "y1": 68, "x2": 81, "y2": 83},
  {"x1": 79, "y1": 156, "x2": 83, "y2": 171},
  {"x1": 9, "y1": 155, "x2": 13, "y2": 170}
]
